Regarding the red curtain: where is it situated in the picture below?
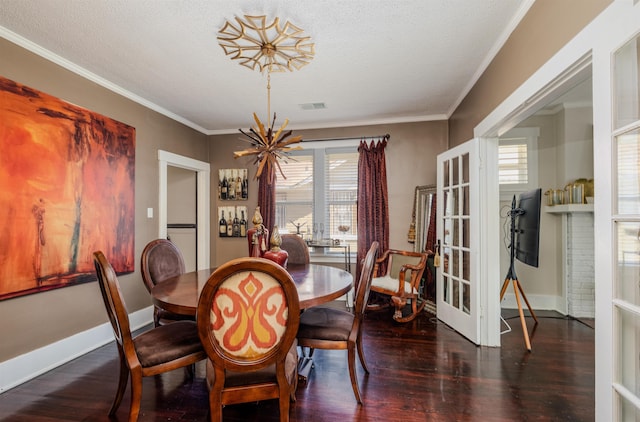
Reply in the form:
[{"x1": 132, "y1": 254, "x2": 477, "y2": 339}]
[
  {"x1": 356, "y1": 138, "x2": 389, "y2": 288},
  {"x1": 258, "y1": 166, "x2": 276, "y2": 237}
]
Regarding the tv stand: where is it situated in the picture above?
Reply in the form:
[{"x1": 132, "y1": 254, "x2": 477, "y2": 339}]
[
  {"x1": 500, "y1": 266, "x2": 538, "y2": 351},
  {"x1": 502, "y1": 200, "x2": 539, "y2": 351}
]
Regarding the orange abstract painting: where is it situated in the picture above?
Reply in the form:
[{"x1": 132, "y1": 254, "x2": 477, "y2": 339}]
[{"x1": 0, "y1": 76, "x2": 135, "y2": 300}]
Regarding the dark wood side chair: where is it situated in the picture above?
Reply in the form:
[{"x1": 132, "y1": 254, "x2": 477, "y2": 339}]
[
  {"x1": 197, "y1": 257, "x2": 301, "y2": 422},
  {"x1": 296, "y1": 241, "x2": 379, "y2": 404},
  {"x1": 280, "y1": 234, "x2": 310, "y2": 265},
  {"x1": 141, "y1": 238, "x2": 193, "y2": 326},
  {"x1": 93, "y1": 251, "x2": 206, "y2": 422},
  {"x1": 367, "y1": 249, "x2": 428, "y2": 323}
]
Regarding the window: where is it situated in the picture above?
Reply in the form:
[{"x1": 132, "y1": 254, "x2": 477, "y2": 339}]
[
  {"x1": 498, "y1": 127, "x2": 539, "y2": 200},
  {"x1": 275, "y1": 142, "x2": 358, "y2": 252}
]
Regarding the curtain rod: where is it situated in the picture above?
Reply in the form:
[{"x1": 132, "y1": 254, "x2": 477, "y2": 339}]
[{"x1": 301, "y1": 134, "x2": 390, "y2": 143}]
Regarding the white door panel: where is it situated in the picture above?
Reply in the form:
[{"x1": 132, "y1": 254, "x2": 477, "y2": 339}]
[{"x1": 437, "y1": 139, "x2": 480, "y2": 344}]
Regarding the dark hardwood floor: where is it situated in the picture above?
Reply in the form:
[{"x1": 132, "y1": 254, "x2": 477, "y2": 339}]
[{"x1": 0, "y1": 308, "x2": 594, "y2": 421}]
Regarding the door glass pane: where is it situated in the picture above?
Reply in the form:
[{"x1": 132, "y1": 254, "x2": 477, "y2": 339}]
[
  {"x1": 452, "y1": 249, "x2": 459, "y2": 277},
  {"x1": 463, "y1": 218, "x2": 470, "y2": 248},
  {"x1": 619, "y1": 395, "x2": 640, "y2": 421},
  {"x1": 444, "y1": 191, "x2": 452, "y2": 216},
  {"x1": 613, "y1": 35, "x2": 640, "y2": 129},
  {"x1": 617, "y1": 307, "x2": 640, "y2": 396},
  {"x1": 463, "y1": 250, "x2": 470, "y2": 280},
  {"x1": 443, "y1": 160, "x2": 450, "y2": 187},
  {"x1": 452, "y1": 279, "x2": 460, "y2": 308},
  {"x1": 452, "y1": 219, "x2": 460, "y2": 247},
  {"x1": 444, "y1": 275, "x2": 450, "y2": 304},
  {"x1": 443, "y1": 219, "x2": 452, "y2": 248},
  {"x1": 452, "y1": 187, "x2": 459, "y2": 216},
  {"x1": 617, "y1": 129, "x2": 640, "y2": 215},
  {"x1": 463, "y1": 185, "x2": 469, "y2": 215},
  {"x1": 616, "y1": 222, "x2": 640, "y2": 304},
  {"x1": 453, "y1": 156, "x2": 459, "y2": 185},
  {"x1": 462, "y1": 282, "x2": 470, "y2": 314},
  {"x1": 462, "y1": 153, "x2": 470, "y2": 183}
]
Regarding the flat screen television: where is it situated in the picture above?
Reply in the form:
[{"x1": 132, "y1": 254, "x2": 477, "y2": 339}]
[{"x1": 514, "y1": 188, "x2": 542, "y2": 268}]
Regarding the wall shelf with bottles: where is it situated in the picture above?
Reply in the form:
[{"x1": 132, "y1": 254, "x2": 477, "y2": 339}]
[
  {"x1": 218, "y1": 168, "x2": 248, "y2": 201},
  {"x1": 217, "y1": 205, "x2": 248, "y2": 238}
]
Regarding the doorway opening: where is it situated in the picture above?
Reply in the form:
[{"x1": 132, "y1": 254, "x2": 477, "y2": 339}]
[{"x1": 158, "y1": 150, "x2": 210, "y2": 270}]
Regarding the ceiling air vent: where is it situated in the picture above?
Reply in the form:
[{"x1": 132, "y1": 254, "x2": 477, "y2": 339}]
[{"x1": 299, "y1": 102, "x2": 326, "y2": 110}]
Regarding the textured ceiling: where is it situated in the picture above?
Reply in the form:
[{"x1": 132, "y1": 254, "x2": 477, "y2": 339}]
[{"x1": 0, "y1": 0, "x2": 534, "y2": 134}]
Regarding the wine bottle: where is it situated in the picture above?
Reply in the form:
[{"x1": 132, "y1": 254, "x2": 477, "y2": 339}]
[
  {"x1": 226, "y1": 217, "x2": 233, "y2": 237},
  {"x1": 232, "y1": 210, "x2": 240, "y2": 237},
  {"x1": 221, "y1": 173, "x2": 228, "y2": 200},
  {"x1": 240, "y1": 210, "x2": 247, "y2": 237},
  {"x1": 241, "y1": 171, "x2": 248, "y2": 199},
  {"x1": 235, "y1": 175, "x2": 242, "y2": 199},
  {"x1": 227, "y1": 172, "x2": 235, "y2": 200},
  {"x1": 219, "y1": 210, "x2": 227, "y2": 237}
]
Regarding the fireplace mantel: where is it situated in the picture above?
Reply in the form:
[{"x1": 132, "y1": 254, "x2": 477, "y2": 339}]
[
  {"x1": 544, "y1": 204, "x2": 594, "y2": 214},
  {"x1": 545, "y1": 204, "x2": 594, "y2": 318}
]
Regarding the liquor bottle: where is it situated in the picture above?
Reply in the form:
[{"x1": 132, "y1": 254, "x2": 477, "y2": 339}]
[
  {"x1": 219, "y1": 210, "x2": 227, "y2": 237},
  {"x1": 232, "y1": 210, "x2": 240, "y2": 237},
  {"x1": 226, "y1": 216, "x2": 233, "y2": 237},
  {"x1": 227, "y1": 172, "x2": 235, "y2": 200},
  {"x1": 235, "y1": 175, "x2": 242, "y2": 199},
  {"x1": 239, "y1": 210, "x2": 247, "y2": 237},
  {"x1": 221, "y1": 172, "x2": 228, "y2": 200},
  {"x1": 241, "y1": 171, "x2": 248, "y2": 199}
]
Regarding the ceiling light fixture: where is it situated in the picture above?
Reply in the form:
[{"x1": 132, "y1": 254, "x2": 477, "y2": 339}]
[{"x1": 217, "y1": 15, "x2": 315, "y2": 181}]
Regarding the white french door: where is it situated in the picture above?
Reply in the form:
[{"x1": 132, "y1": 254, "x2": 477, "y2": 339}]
[{"x1": 436, "y1": 139, "x2": 481, "y2": 344}]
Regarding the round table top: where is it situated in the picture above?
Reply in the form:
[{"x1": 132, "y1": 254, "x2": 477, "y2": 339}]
[{"x1": 151, "y1": 263, "x2": 353, "y2": 316}]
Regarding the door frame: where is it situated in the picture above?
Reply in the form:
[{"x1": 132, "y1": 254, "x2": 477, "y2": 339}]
[
  {"x1": 158, "y1": 150, "x2": 210, "y2": 270},
  {"x1": 471, "y1": 2, "x2": 640, "y2": 418}
]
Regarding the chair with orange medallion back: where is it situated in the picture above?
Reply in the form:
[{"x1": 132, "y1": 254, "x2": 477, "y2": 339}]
[
  {"x1": 196, "y1": 257, "x2": 301, "y2": 422},
  {"x1": 296, "y1": 241, "x2": 379, "y2": 404},
  {"x1": 93, "y1": 251, "x2": 206, "y2": 422}
]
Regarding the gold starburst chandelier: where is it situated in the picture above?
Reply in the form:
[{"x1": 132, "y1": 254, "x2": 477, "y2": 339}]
[{"x1": 217, "y1": 15, "x2": 315, "y2": 180}]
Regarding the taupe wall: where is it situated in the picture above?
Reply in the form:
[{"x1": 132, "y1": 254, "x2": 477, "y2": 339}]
[
  {"x1": 0, "y1": 0, "x2": 611, "y2": 365},
  {"x1": 208, "y1": 121, "x2": 449, "y2": 267},
  {"x1": 0, "y1": 37, "x2": 209, "y2": 361},
  {"x1": 448, "y1": 0, "x2": 610, "y2": 146}
]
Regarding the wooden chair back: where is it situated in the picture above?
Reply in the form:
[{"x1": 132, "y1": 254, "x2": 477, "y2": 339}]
[
  {"x1": 197, "y1": 257, "x2": 300, "y2": 421},
  {"x1": 141, "y1": 239, "x2": 191, "y2": 326},
  {"x1": 140, "y1": 239, "x2": 186, "y2": 292},
  {"x1": 354, "y1": 241, "x2": 380, "y2": 320},
  {"x1": 280, "y1": 234, "x2": 310, "y2": 265},
  {"x1": 370, "y1": 249, "x2": 428, "y2": 323},
  {"x1": 94, "y1": 251, "x2": 205, "y2": 421},
  {"x1": 296, "y1": 241, "x2": 378, "y2": 405}
]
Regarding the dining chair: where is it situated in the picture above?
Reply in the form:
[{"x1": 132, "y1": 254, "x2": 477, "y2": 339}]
[
  {"x1": 367, "y1": 249, "x2": 428, "y2": 322},
  {"x1": 296, "y1": 241, "x2": 379, "y2": 404},
  {"x1": 93, "y1": 251, "x2": 206, "y2": 422},
  {"x1": 197, "y1": 257, "x2": 301, "y2": 422},
  {"x1": 280, "y1": 234, "x2": 310, "y2": 265},
  {"x1": 141, "y1": 238, "x2": 194, "y2": 326}
]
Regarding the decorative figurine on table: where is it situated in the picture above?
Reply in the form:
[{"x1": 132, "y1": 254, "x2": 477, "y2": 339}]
[
  {"x1": 263, "y1": 225, "x2": 289, "y2": 268},
  {"x1": 247, "y1": 206, "x2": 269, "y2": 258},
  {"x1": 290, "y1": 220, "x2": 306, "y2": 236}
]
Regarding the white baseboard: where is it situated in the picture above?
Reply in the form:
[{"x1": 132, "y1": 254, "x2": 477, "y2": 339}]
[
  {"x1": 500, "y1": 292, "x2": 565, "y2": 314},
  {"x1": 0, "y1": 306, "x2": 153, "y2": 393}
]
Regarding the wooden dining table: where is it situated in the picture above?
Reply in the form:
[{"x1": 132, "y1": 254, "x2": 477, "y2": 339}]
[
  {"x1": 151, "y1": 262, "x2": 353, "y2": 383},
  {"x1": 150, "y1": 263, "x2": 353, "y2": 316}
]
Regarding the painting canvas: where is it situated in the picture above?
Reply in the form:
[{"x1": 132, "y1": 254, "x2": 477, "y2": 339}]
[
  {"x1": 218, "y1": 168, "x2": 248, "y2": 200},
  {"x1": 0, "y1": 76, "x2": 135, "y2": 301}
]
